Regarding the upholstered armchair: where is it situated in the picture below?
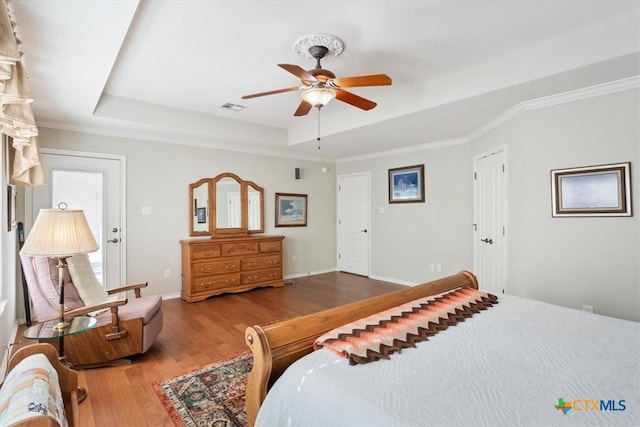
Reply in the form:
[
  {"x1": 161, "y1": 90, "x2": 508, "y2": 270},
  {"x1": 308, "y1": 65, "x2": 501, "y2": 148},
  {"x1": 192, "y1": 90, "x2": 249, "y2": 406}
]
[{"x1": 20, "y1": 254, "x2": 163, "y2": 367}]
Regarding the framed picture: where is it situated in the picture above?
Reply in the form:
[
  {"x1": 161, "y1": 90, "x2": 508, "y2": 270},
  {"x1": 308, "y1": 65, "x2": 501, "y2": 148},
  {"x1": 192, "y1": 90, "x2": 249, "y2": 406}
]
[
  {"x1": 551, "y1": 162, "x2": 632, "y2": 217},
  {"x1": 275, "y1": 193, "x2": 307, "y2": 227},
  {"x1": 388, "y1": 164, "x2": 425, "y2": 203},
  {"x1": 196, "y1": 207, "x2": 207, "y2": 223}
]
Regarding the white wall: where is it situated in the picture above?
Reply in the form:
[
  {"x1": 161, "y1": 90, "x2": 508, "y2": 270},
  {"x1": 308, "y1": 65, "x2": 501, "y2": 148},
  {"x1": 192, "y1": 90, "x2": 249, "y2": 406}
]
[
  {"x1": 473, "y1": 89, "x2": 640, "y2": 321},
  {"x1": 337, "y1": 142, "x2": 474, "y2": 284},
  {"x1": 1, "y1": 137, "x2": 18, "y2": 378},
  {"x1": 33, "y1": 128, "x2": 337, "y2": 298}
]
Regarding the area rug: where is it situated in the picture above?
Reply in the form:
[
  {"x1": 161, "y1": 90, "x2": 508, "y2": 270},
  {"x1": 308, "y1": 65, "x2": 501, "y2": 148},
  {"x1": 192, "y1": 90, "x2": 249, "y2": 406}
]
[{"x1": 153, "y1": 353, "x2": 252, "y2": 427}]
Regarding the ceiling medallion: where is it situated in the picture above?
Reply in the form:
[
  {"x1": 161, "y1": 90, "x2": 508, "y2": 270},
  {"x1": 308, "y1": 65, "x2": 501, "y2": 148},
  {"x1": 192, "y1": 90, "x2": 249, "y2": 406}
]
[{"x1": 293, "y1": 33, "x2": 344, "y2": 61}]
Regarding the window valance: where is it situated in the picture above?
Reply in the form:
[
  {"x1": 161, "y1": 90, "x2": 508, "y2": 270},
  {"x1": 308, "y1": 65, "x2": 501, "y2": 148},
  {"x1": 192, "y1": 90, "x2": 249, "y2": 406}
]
[{"x1": 1, "y1": 0, "x2": 45, "y2": 186}]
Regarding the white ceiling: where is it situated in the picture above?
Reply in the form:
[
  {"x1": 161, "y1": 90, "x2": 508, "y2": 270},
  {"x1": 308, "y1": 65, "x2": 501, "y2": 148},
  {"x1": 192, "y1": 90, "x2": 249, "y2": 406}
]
[{"x1": 9, "y1": 1, "x2": 640, "y2": 162}]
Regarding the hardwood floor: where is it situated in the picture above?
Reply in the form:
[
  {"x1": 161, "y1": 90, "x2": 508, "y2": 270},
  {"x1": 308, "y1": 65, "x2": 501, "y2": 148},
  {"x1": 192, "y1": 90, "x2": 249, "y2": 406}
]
[{"x1": 14, "y1": 272, "x2": 404, "y2": 426}]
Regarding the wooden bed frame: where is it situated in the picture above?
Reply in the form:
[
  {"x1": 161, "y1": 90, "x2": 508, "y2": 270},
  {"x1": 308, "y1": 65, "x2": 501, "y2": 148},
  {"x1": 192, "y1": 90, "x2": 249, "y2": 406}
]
[
  {"x1": 5, "y1": 343, "x2": 79, "y2": 426},
  {"x1": 244, "y1": 270, "x2": 478, "y2": 426}
]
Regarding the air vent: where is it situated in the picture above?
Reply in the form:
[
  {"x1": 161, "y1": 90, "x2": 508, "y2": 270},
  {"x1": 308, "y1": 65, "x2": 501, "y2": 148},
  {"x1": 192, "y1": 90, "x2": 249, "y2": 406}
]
[{"x1": 219, "y1": 103, "x2": 245, "y2": 112}]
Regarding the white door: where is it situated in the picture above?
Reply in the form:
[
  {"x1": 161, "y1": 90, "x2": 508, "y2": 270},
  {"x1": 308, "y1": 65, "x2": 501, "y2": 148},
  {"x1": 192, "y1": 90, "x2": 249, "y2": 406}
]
[
  {"x1": 30, "y1": 150, "x2": 125, "y2": 288},
  {"x1": 227, "y1": 193, "x2": 241, "y2": 228},
  {"x1": 473, "y1": 149, "x2": 506, "y2": 294},
  {"x1": 337, "y1": 173, "x2": 370, "y2": 276}
]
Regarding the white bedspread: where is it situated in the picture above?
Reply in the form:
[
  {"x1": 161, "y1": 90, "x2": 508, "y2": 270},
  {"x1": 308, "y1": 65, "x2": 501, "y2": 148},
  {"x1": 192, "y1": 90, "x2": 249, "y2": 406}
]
[{"x1": 256, "y1": 294, "x2": 640, "y2": 427}]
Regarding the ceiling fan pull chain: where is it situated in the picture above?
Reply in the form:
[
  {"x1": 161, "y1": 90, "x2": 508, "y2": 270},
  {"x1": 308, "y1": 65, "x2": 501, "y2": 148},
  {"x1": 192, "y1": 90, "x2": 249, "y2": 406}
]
[{"x1": 317, "y1": 106, "x2": 322, "y2": 149}]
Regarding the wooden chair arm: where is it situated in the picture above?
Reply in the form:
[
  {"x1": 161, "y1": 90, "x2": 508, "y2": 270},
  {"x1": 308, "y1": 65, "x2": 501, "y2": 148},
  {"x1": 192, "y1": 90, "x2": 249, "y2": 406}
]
[
  {"x1": 106, "y1": 282, "x2": 148, "y2": 298},
  {"x1": 38, "y1": 298, "x2": 127, "y2": 322}
]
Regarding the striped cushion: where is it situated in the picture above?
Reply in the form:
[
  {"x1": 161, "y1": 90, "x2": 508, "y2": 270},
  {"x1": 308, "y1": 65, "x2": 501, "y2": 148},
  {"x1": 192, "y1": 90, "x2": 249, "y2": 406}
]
[{"x1": 314, "y1": 286, "x2": 498, "y2": 365}]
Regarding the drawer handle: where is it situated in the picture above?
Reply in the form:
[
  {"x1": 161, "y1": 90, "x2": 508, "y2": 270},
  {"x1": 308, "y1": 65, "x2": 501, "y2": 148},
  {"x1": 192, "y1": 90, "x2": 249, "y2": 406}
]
[
  {"x1": 200, "y1": 282, "x2": 213, "y2": 288},
  {"x1": 200, "y1": 268, "x2": 212, "y2": 273},
  {"x1": 248, "y1": 275, "x2": 258, "y2": 282},
  {"x1": 225, "y1": 264, "x2": 237, "y2": 271},
  {"x1": 201, "y1": 250, "x2": 213, "y2": 256},
  {"x1": 267, "y1": 260, "x2": 279, "y2": 265},
  {"x1": 247, "y1": 262, "x2": 258, "y2": 268},
  {"x1": 225, "y1": 279, "x2": 236, "y2": 285}
]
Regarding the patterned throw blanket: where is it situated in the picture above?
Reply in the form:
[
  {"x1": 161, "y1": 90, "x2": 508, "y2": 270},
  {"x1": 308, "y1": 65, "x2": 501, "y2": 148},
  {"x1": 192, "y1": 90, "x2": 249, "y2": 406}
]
[
  {"x1": 315, "y1": 286, "x2": 498, "y2": 365},
  {"x1": 0, "y1": 353, "x2": 67, "y2": 427}
]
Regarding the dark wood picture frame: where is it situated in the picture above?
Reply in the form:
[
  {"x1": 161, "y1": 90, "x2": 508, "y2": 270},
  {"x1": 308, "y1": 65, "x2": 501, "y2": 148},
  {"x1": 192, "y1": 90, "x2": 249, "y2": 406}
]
[
  {"x1": 388, "y1": 164, "x2": 425, "y2": 203},
  {"x1": 275, "y1": 193, "x2": 307, "y2": 227},
  {"x1": 551, "y1": 162, "x2": 632, "y2": 217}
]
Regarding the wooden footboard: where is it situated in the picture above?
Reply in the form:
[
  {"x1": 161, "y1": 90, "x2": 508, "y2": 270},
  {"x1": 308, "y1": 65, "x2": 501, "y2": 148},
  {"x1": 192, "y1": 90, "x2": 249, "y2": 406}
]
[
  {"x1": 6, "y1": 343, "x2": 79, "y2": 426},
  {"x1": 244, "y1": 270, "x2": 478, "y2": 426}
]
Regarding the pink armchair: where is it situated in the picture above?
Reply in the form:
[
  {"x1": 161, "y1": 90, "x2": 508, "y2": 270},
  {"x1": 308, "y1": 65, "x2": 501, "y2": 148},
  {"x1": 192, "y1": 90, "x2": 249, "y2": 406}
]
[{"x1": 20, "y1": 255, "x2": 163, "y2": 367}]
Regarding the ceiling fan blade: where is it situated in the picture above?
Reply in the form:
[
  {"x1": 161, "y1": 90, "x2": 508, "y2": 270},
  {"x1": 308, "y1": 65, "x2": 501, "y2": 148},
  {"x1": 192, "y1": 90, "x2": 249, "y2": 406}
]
[
  {"x1": 241, "y1": 86, "x2": 299, "y2": 100},
  {"x1": 335, "y1": 90, "x2": 377, "y2": 111},
  {"x1": 332, "y1": 74, "x2": 392, "y2": 88},
  {"x1": 294, "y1": 100, "x2": 313, "y2": 116},
  {"x1": 278, "y1": 64, "x2": 317, "y2": 83}
]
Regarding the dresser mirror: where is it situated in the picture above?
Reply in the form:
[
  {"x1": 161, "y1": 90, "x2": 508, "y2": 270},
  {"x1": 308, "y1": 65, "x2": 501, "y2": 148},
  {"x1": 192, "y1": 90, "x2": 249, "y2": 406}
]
[
  {"x1": 189, "y1": 173, "x2": 264, "y2": 237},
  {"x1": 248, "y1": 182, "x2": 264, "y2": 233},
  {"x1": 189, "y1": 179, "x2": 210, "y2": 236}
]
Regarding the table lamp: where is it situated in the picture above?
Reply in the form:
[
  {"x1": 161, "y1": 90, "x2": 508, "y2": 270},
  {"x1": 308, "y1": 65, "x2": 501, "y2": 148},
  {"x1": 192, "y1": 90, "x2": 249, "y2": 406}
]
[{"x1": 20, "y1": 204, "x2": 98, "y2": 331}]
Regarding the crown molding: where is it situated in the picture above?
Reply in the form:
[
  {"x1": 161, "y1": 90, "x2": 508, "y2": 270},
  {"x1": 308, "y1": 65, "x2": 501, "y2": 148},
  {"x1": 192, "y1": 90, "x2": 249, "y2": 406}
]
[
  {"x1": 36, "y1": 76, "x2": 639, "y2": 164},
  {"x1": 36, "y1": 119, "x2": 334, "y2": 163},
  {"x1": 468, "y1": 76, "x2": 640, "y2": 142}
]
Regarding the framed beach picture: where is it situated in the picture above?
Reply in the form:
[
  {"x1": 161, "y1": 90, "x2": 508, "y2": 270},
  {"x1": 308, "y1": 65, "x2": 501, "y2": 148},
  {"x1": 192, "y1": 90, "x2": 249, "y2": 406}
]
[
  {"x1": 388, "y1": 164, "x2": 425, "y2": 203},
  {"x1": 275, "y1": 193, "x2": 307, "y2": 227},
  {"x1": 196, "y1": 207, "x2": 207, "y2": 223},
  {"x1": 551, "y1": 162, "x2": 632, "y2": 217}
]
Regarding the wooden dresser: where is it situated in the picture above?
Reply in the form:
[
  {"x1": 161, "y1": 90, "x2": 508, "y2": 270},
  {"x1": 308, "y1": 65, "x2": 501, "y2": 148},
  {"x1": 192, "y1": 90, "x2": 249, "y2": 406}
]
[{"x1": 180, "y1": 235, "x2": 285, "y2": 302}]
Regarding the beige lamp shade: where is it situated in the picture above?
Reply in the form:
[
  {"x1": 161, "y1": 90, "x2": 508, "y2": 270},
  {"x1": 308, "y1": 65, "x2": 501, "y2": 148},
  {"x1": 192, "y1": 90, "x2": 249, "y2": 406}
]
[{"x1": 20, "y1": 208, "x2": 99, "y2": 257}]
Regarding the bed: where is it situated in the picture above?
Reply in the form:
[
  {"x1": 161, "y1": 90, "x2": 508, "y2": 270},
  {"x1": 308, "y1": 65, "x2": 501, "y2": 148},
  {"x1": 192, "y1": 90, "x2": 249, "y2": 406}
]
[{"x1": 244, "y1": 271, "x2": 639, "y2": 426}]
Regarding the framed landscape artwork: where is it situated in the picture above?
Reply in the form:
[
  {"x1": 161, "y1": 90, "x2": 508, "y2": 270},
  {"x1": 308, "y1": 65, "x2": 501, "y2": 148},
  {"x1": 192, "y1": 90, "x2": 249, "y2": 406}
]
[
  {"x1": 551, "y1": 162, "x2": 632, "y2": 217},
  {"x1": 275, "y1": 193, "x2": 307, "y2": 227},
  {"x1": 388, "y1": 164, "x2": 425, "y2": 203}
]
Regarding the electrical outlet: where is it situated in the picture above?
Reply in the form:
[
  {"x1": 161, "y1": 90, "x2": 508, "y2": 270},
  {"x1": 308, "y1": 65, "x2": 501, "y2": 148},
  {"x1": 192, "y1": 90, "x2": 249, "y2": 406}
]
[
  {"x1": 436, "y1": 263, "x2": 442, "y2": 272},
  {"x1": 428, "y1": 263, "x2": 434, "y2": 272},
  {"x1": 582, "y1": 304, "x2": 594, "y2": 313},
  {"x1": 164, "y1": 269, "x2": 171, "y2": 279}
]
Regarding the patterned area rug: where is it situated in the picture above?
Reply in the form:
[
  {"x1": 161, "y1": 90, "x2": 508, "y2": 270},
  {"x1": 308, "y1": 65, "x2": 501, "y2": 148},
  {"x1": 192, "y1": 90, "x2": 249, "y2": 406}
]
[{"x1": 153, "y1": 353, "x2": 252, "y2": 427}]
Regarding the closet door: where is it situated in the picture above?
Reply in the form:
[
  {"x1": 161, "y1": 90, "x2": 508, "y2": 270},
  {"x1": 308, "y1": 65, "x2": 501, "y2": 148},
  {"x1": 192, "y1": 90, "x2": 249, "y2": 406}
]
[{"x1": 337, "y1": 172, "x2": 370, "y2": 276}]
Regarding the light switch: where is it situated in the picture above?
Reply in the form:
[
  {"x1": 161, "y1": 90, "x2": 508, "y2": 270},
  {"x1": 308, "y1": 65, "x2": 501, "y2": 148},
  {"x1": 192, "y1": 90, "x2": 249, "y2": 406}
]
[
  {"x1": 378, "y1": 207, "x2": 385, "y2": 214},
  {"x1": 141, "y1": 206, "x2": 152, "y2": 216}
]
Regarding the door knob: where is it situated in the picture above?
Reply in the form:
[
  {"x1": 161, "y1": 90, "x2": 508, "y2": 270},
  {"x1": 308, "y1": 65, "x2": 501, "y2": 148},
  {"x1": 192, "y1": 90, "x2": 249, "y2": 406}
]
[
  {"x1": 107, "y1": 238, "x2": 120, "y2": 243},
  {"x1": 480, "y1": 238, "x2": 493, "y2": 244},
  {"x1": 361, "y1": 229, "x2": 368, "y2": 233},
  {"x1": 112, "y1": 227, "x2": 119, "y2": 233}
]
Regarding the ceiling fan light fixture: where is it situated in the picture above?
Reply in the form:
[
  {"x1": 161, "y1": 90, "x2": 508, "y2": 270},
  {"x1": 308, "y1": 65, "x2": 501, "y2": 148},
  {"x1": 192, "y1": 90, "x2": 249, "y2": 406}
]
[{"x1": 301, "y1": 87, "x2": 336, "y2": 107}]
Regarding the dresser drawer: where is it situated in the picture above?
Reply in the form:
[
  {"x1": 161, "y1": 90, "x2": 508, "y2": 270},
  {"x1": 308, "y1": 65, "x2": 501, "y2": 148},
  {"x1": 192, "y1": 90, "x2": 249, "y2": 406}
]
[
  {"x1": 191, "y1": 244, "x2": 221, "y2": 260},
  {"x1": 192, "y1": 259, "x2": 240, "y2": 277},
  {"x1": 259, "y1": 240, "x2": 282, "y2": 253},
  {"x1": 241, "y1": 255, "x2": 281, "y2": 271},
  {"x1": 221, "y1": 242, "x2": 259, "y2": 257},
  {"x1": 192, "y1": 273, "x2": 240, "y2": 292},
  {"x1": 242, "y1": 268, "x2": 281, "y2": 284}
]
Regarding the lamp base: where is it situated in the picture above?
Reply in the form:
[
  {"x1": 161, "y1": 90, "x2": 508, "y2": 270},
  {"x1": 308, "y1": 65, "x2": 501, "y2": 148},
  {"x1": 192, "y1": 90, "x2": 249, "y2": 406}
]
[{"x1": 53, "y1": 320, "x2": 69, "y2": 332}]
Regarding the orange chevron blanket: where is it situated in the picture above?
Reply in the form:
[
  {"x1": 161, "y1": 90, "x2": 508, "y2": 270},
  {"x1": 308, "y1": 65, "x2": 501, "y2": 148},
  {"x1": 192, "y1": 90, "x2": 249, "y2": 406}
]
[{"x1": 314, "y1": 286, "x2": 498, "y2": 365}]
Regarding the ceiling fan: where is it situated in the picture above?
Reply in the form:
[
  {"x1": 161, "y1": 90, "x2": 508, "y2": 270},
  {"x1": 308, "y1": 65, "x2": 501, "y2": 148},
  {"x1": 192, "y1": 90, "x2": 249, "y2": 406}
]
[{"x1": 241, "y1": 38, "x2": 392, "y2": 117}]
